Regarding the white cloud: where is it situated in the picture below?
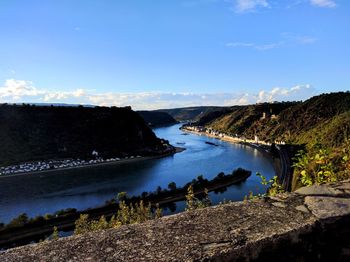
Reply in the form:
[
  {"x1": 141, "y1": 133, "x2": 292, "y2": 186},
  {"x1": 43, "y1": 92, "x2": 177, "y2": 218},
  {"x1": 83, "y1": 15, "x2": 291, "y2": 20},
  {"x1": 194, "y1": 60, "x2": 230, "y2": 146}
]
[
  {"x1": 225, "y1": 42, "x2": 255, "y2": 47},
  {"x1": 256, "y1": 84, "x2": 316, "y2": 103},
  {"x1": 254, "y1": 42, "x2": 284, "y2": 50},
  {"x1": 226, "y1": 33, "x2": 317, "y2": 51},
  {"x1": 183, "y1": 0, "x2": 337, "y2": 12},
  {"x1": 225, "y1": 41, "x2": 284, "y2": 50},
  {"x1": 234, "y1": 0, "x2": 269, "y2": 13},
  {"x1": 310, "y1": 0, "x2": 336, "y2": 8},
  {"x1": 0, "y1": 79, "x2": 318, "y2": 110},
  {"x1": 0, "y1": 79, "x2": 87, "y2": 104},
  {"x1": 0, "y1": 79, "x2": 42, "y2": 99},
  {"x1": 295, "y1": 36, "x2": 317, "y2": 44}
]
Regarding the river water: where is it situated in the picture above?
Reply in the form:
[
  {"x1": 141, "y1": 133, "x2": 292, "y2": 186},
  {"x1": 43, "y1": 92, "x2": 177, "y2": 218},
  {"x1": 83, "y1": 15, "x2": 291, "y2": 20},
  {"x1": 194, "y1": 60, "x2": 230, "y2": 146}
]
[{"x1": 0, "y1": 124, "x2": 275, "y2": 223}]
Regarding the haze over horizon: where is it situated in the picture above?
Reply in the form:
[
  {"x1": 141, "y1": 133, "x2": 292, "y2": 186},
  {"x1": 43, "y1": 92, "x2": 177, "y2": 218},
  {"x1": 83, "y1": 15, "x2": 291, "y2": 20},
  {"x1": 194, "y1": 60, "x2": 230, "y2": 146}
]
[{"x1": 0, "y1": 0, "x2": 349, "y2": 110}]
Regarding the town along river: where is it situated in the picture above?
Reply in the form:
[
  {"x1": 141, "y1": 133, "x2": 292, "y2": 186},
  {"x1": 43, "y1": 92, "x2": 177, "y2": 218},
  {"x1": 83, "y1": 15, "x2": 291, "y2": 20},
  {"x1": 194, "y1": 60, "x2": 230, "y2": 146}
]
[{"x1": 0, "y1": 124, "x2": 275, "y2": 224}]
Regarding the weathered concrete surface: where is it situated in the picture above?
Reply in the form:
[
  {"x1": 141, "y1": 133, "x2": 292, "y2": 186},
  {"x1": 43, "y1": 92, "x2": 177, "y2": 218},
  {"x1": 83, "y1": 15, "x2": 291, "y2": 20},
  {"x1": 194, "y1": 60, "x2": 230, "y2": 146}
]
[{"x1": 2, "y1": 180, "x2": 350, "y2": 262}]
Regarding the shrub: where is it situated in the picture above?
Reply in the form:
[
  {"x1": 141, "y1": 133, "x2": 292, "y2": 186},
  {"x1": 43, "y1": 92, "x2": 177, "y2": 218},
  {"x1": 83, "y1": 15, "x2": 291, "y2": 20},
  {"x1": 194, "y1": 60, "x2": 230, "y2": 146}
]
[
  {"x1": 7, "y1": 213, "x2": 28, "y2": 228},
  {"x1": 44, "y1": 213, "x2": 54, "y2": 220},
  {"x1": 74, "y1": 199, "x2": 162, "y2": 235},
  {"x1": 292, "y1": 142, "x2": 350, "y2": 188},
  {"x1": 185, "y1": 185, "x2": 211, "y2": 211},
  {"x1": 74, "y1": 214, "x2": 90, "y2": 235},
  {"x1": 52, "y1": 226, "x2": 59, "y2": 240}
]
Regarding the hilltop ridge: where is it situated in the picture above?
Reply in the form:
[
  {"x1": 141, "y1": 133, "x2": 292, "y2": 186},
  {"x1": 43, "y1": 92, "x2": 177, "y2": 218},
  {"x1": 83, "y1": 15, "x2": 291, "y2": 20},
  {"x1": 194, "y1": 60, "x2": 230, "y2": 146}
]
[{"x1": 137, "y1": 111, "x2": 178, "y2": 127}]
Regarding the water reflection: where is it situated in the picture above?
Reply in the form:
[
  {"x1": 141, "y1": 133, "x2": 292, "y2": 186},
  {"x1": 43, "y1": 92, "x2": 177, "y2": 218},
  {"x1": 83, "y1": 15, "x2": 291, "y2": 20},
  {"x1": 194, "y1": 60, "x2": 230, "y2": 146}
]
[{"x1": 0, "y1": 124, "x2": 275, "y2": 223}]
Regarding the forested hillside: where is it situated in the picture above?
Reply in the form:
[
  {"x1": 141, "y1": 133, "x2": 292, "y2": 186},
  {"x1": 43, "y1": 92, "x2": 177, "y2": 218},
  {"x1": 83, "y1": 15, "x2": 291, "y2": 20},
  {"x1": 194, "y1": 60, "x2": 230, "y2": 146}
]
[
  {"x1": 199, "y1": 92, "x2": 350, "y2": 148},
  {"x1": 0, "y1": 105, "x2": 166, "y2": 166},
  {"x1": 137, "y1": 111, "x2": 178, "y2": 127},
  {"x1": 157, "y1": 106, "x2": 224, "y2": 121}
]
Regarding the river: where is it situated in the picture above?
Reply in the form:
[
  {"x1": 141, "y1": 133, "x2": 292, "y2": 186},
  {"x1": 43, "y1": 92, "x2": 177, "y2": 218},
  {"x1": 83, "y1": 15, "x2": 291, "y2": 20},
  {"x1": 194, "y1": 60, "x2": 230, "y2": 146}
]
[{"x1": 0, "y1": 124, "x2": 275, "y2": 223}]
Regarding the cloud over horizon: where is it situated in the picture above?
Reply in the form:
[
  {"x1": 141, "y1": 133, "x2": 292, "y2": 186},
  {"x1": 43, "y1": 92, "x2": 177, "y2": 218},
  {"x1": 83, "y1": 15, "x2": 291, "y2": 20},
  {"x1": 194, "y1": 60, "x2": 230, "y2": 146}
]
[
  {"x1": 0, "y1": 79, "x2": 319, "y2": 110},
  {"x1": 231, "y1": 0, "x2": 337, "y2": 13},
  {"x1": 310, "y1": 0, "x2": 336, "y2": 8}
]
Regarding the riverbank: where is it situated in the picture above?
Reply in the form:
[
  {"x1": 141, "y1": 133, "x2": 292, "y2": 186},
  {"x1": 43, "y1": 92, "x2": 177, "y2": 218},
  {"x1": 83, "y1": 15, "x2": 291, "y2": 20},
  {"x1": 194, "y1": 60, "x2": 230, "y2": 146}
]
[
  {"x1": 0, "y1": 168, "x2": 250, "y2": 249},
  {"x1": 181, "y1": 126, "x2": 271, "y2": 156},
  {"x1": 181, "y1": 126, "x2": 299, "y2": 192},
  {"x1": 0, "y1": 147, "x2": 185, "y2": 179}
]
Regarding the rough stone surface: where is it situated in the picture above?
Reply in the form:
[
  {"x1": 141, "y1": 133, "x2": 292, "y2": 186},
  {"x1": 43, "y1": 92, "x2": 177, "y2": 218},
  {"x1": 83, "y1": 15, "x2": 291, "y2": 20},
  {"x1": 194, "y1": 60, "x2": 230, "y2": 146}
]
[
  {"x1": 305, "y1": 196, "x2": 350, "y2": 220},
  {"x1": 334, "y1": 180, "x2": 350, "y2": 191},
  {"x1": 1, "y1": 180, "x2": 350, "y2": 261},
  {"x1": 295, "y1": 205, "x2": 310, "y2": 213},
  {"x1": 271, "y1": 202, "x2": 287, "y2": 208},
  {"x1": 295, "y1": 184, "x2": 344, "y2": 196}
]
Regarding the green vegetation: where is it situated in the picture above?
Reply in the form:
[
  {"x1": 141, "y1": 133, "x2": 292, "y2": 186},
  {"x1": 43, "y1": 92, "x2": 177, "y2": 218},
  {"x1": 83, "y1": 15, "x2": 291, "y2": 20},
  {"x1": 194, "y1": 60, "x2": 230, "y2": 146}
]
[
  {"x1": 294, "y1": 112, "x2": 350, "y2": 148},
  {"x1": 292, "y1": 142, "x2": 350, "y2": 189},
  {"x1": 0, "y1": 168, "x2": 250, "y2": 234},
  {"x1": 107, "y1": 168, "x2": 250, "y2": 208},
  {"x1": 193, "y1": 92, "x2": 350, "y2": 188},
  {"x1": 256, "y1": 173, "x2": 284, "y2": 197},
  {"x1": 185, "y1": 185, "x2": 211, "y2": 211},
  {"x1": 73, "y1": 181, "x2": 213, "y2": 236},
  {"x1": 74, "y1": 199, "x2": 162, "y2": 235},
  {"x1": 0, "y1": 208, "x2": 78, "y2": 232},
  {"x1": 0, "y1": 104, "x2": 165, "y2": 166},
  {"x1": 199, "y1": 92, "x2": 350, "y2": 149},
  {"x1": 202, "y1": 102, "x2": 297, "y2": 140},
  {"x1": 52, "y1": 226, "x2": 59, "y2": 240},
  {"x1": 244, "y1": 173, "x2": 284, "y2": 200}
]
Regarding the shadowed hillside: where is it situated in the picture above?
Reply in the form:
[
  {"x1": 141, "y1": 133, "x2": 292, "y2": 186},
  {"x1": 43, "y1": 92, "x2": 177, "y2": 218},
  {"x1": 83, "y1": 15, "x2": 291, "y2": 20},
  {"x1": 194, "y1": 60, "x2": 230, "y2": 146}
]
[
  {"x1": 137, "y1": 111, "x2": 178, "y2": 127},
  {"x1": 157, "y1": 106, "x2": 224, "y2": 121},
  {"x1": 0, "y1": 104, "x2": 167, "y2": 166}
]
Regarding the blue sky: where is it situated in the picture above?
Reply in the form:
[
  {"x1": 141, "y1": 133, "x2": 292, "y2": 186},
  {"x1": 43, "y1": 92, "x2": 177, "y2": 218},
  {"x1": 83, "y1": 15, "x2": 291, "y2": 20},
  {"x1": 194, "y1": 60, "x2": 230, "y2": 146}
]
[{"x1": 0, "y1": 0, "x2": 349, "y2": 109}]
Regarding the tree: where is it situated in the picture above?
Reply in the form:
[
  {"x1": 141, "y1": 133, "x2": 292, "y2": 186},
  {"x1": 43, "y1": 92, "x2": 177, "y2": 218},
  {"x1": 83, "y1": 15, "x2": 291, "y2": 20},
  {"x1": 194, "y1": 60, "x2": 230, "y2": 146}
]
[
  {"x1": 8, "y1": 213, "x2": 28, "y2": 227},
  {"x1": 168, "y1": 182, "x2": 177, "y2": 191},
  {"x1": 116, "y1": 192, "x2": 128, "y2": 201},
  {"x1": 141, "y1": 191, "x2": 149, "y2": 198},
  {"x1": 52, "y1": 226, "x2": 59, "y2": 240}
]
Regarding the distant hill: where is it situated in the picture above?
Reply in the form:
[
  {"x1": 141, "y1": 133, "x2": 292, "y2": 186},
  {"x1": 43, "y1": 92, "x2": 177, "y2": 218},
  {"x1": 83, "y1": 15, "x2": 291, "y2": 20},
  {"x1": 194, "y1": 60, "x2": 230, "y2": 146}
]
[
  {"x1": 157, "y1": 106, "x2": 225, "y2": 121},
  {"x1": 137, "y1": 111, "x2": 178, "y2": 127},
  {"x1": 0, "y1": 105, "x2": 167, "y2": 166},
  {"x1": 202, "y1": 102, "x2": 299, "y2": 139},
  {"x1": 198, "y1": 92, "x2": 350, "y2": 148}
]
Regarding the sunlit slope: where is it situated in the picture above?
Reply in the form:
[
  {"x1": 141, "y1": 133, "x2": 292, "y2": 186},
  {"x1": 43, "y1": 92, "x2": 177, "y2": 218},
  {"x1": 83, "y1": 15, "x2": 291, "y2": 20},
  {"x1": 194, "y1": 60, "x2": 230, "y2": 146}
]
[{"x1": 201, "y1": 92, "x2": 350, "y2": 147}]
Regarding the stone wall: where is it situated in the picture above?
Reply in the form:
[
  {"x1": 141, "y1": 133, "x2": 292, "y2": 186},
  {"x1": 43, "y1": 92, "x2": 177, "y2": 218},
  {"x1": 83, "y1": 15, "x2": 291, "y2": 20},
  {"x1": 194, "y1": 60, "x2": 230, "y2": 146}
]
[{"x1": 1, "y1": 180, "x2": 350, "y2": 261}]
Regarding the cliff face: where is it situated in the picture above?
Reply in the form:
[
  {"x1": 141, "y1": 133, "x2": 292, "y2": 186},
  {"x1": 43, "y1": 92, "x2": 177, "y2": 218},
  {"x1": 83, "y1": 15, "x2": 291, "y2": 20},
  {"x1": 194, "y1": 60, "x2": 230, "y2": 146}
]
[
  {"x1": 0, "y1": 105, "x2": 165, "y2": 166},
  {"x1": 137, "y1": 111, "x2": 178, "y2": 127}
]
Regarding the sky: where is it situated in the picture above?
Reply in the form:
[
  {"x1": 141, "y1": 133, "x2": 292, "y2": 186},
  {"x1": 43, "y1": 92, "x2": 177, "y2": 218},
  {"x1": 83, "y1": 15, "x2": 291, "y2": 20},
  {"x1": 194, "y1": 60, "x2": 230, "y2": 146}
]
[{"x1": 0, "y1": 0, "x2": 349, "y2": 109}]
